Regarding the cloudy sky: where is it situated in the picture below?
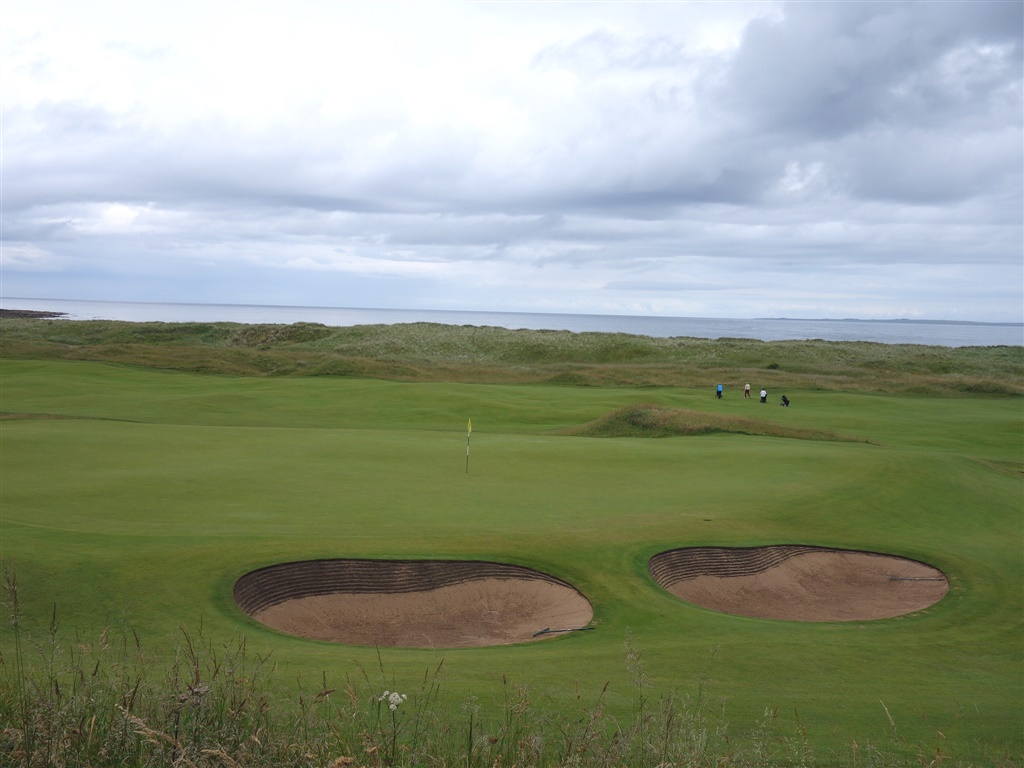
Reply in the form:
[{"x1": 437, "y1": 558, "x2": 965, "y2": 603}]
[{"x1": 2, "y1": 1, "x2": 1022, "y2": 321}]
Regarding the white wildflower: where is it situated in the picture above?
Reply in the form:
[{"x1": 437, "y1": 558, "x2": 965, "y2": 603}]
[{"x1": 379, "y1": 690, "x2": 407, "y2": 711}]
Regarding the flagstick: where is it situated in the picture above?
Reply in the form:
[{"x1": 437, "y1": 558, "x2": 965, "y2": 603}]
[{"x1": 465, "y1": 418, "x2": 472, "y2": 473}]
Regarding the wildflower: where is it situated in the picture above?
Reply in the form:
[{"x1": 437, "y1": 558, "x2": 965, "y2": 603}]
[{"x1": 378, "y1": 690, "x2": 407, "y2": 711}]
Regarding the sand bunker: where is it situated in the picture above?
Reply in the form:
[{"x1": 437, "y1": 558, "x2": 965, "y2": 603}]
[
  {"x1": 234, "y1": 559, "x2": 593, "y2": 647},
  {"x1": 649, "y1": 545, "x2": 948, "y2": 621}
]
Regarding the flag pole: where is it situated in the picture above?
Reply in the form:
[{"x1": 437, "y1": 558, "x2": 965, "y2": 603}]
[{"x1": 465, "y1": 418, "x2": 472, "y2": 473}]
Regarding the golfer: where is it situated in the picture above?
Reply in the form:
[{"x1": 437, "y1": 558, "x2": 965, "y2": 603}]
[{"x1": 760, "y1": 389, "x2": 767, "y2": 403}]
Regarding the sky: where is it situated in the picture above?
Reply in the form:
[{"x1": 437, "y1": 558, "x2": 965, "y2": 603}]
[{"x1": 2, "y1": 1, "x2": 1022, "y2": 322}]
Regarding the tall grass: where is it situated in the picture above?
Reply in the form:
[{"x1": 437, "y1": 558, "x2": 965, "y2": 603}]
[{"x1": 3, "y1": 571, "x2": 1017, "y2": 767}]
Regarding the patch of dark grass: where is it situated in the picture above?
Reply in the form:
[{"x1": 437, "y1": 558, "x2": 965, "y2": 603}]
[
  {"x1": 956, "y1": 380, "x2": 1020, "y2": 395},
  {"x1": 545, "y1": 371, "x2": 597, "y2": 386},
  {"x1": 229, "y1": 322, "x2": 335, "y2": 347},
  {"x1": 0, "y1": 412, "x2": 96, "y2": 421}
]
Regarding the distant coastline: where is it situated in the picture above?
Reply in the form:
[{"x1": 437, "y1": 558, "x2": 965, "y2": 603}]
[
  {"x1": 5, "y1": 306, "x2": 1018, "y2": 328},
  {"x1": 3, "y1": 299, "x2": 1020, "y2": 327},
  {"x1": 1, "y1": 298, "x2": 1021, "y2": 347},
  {"x1": 766, "y1": 317, "x2": 1022, "y2": 327}
]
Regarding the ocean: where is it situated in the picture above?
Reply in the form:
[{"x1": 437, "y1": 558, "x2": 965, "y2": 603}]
[{"x1": 2, "y1": 297, "x2": 1022, "y2": 348}]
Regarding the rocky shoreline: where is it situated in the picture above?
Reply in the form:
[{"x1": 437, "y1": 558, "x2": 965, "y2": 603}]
[{"x1": 0, "y1": 308, "x2": 67, "y2": 319}]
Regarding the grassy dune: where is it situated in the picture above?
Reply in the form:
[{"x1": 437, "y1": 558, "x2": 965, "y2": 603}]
[
  {"x1": 1, "y1": 318, "x2": 1021, "y2": 766},
  {"x1": 2, "y1": 316, "x2": 1021, "y2": 393}
]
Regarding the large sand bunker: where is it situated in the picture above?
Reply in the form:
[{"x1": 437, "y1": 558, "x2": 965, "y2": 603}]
[
  {"x1": 234, "y1": 559, "x2": 593, "y2": 647},
  {"x1": 649, "y1": 545, "x2": 948, "y2": 621}
]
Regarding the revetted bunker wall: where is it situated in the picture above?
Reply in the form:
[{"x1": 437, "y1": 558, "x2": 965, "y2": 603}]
[
  {"x1": 648, "y1": 544, "x2": 828, "y2": 589},
  {"x1": 234, "y1": 559, "x2": 575, "y2": 616}
]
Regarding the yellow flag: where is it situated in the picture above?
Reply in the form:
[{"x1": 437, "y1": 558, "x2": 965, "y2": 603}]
[{"x1": 467, "y1": 418, "x2": 472, "y2": 433}]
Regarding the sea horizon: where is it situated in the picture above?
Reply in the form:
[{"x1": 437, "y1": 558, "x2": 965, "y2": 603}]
[{"x1": 2, "y1": 296, "x2": 1022, "y2": 348}]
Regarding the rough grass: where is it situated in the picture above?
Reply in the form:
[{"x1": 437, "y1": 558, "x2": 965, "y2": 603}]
[
  {"x1": 4, "y1": 583, "x2": 1016, "y2": 768},
  {"x1": 2, "y1": 317, "x2": 1022, "y2": 394},
  {"x1": 557, "y1": 403, "x2": 869, "y2": 442}
]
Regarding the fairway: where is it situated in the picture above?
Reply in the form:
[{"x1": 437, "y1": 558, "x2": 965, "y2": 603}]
[{"x1": 1, "y1": 356, "x2": 1022, "y2": 762}]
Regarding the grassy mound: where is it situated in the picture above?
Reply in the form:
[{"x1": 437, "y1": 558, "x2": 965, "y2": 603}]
[{"x1": 559, "y1": 403, "x2": 868, "y2": 442}]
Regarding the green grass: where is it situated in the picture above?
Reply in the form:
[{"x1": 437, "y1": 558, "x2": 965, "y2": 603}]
[{"x1": 1, "y1": 320, "x2": 1022, "y2": 766}]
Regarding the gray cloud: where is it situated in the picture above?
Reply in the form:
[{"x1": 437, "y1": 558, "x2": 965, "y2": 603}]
[
  {"x1": 723, "y1": 2, "x2": 1022, "y2": 137},
  {"x1": 1, "y1": 0, "x2": 1021, "y2": 321}
]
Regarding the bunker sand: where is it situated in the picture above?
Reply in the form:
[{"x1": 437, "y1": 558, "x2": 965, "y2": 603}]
[
  {"x1": 236, "y1": 547, "x2": 947, "y2": 648},
  {"x1": 253, "y1": 578, "x2": 592, "y2": 647},
  {"x1": 649, "y1": 545, "x2": 949, "y2": 621},
  {"x1": 235, "y1": 560, "x2": 593, "y2": 648}
]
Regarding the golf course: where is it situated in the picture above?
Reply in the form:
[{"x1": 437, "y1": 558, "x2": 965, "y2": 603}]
[{"x1": 1, "y1": 316, "x2": 1021, "y2": 767}]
